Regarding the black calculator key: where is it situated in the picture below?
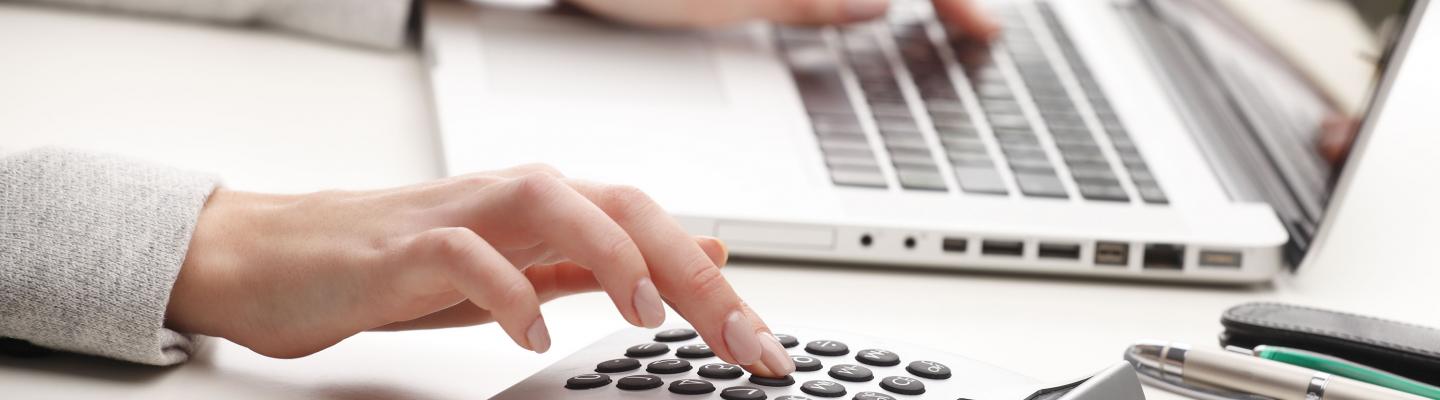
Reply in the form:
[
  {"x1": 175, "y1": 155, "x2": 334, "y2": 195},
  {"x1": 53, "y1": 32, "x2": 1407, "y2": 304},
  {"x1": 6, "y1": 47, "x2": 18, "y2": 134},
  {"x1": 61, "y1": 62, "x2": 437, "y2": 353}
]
[
  {"x1": 676, "y1": 343, "x2": 714, "y2": 358},
  {"x1": 617, "y1": 374, "x2": 664, "y2": 390},
  {"x1": 647, "y1": 359, "x2": 693, "y2": 374},
  {"x1": 792, "y1": 355, "x2": 824, "y2": 372},
  {"x1": 595, "y1": 358, "x2": 641, "y2": 373},
  {"x1": 775, "y1": 333, "x2": 800, "y2": 348},
  {"x1": 828, "y1": 364, "x2": 874, "y2": 382},
  {"x1": 668, "y1": 378, "x2": 716, "y2": 395},
  {"x1": 853, "y1": 392, "x2": 897, "y2": 400},
  {"x1": 805, "y1": 340, "x2": 850, "y2": 356},
  {"x1": 626, "y1": 343, "x2": 669, "y2": 358},
  {"x1": 722, "y1": 386, "x2": 769, "y2": 400},
  {"x1": 854, "y1": 349, "x2": 900, "y2": 366},
  {"x1": 699, "y1": 363, "x2": 745, "y2": 379},
  {"x1": 879, "y1": 376, "x2": 926, "y2": 395},
  {"x1": 749, "y1": 374, "x2": 797, "y2": 387},
  {"x1": 906, "y1": 360, "x2": 952, "y2": 379},
  {"x1": 654, "y1": 328, "x2": 699, "y2": 342},
  {"x1": 801, "y1": 380, "x2": 848, "y2": 398},
  {"x1": 564, "y1": 374, "x2": 612, "y2": 390}
]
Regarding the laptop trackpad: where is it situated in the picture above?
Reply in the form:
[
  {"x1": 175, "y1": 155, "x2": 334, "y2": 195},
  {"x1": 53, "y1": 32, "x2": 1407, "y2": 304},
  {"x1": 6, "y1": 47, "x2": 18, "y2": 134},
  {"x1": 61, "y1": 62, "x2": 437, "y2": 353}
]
[{"x1": 476, "y1": 12, "x2": 726, "y2": 109}]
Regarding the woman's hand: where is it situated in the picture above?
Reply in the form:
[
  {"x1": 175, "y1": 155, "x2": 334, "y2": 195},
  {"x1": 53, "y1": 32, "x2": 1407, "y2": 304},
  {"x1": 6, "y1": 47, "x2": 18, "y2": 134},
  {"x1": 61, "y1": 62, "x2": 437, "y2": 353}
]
[
  {"x1": 166, "y1": 164, "x2": 796, "y2": 377},
  {"x1": 565, "y1": 0, "x2": 999, "y2": 41}
]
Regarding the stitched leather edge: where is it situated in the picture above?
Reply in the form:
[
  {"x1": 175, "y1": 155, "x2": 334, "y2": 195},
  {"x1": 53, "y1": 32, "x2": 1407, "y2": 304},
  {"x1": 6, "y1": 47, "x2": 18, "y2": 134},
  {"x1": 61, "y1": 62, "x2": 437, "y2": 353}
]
[{"x1": 1223, "y1": 302, "x2": 1440, "y2": 358}]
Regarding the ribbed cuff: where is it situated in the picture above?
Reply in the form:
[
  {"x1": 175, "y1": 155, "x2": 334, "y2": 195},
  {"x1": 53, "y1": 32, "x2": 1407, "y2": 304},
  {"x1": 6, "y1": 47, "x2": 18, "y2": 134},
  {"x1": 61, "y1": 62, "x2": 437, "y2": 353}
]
[{"x1": 0, "y1": 147, "x2": 218, "y2": 365}]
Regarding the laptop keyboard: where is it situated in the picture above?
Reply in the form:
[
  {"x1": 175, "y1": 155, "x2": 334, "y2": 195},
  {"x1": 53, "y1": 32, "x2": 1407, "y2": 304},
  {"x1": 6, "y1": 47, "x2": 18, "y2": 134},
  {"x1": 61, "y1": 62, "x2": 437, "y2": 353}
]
[{"x1": 780, "y1": 0, "x2": 1167, "y2": 204}]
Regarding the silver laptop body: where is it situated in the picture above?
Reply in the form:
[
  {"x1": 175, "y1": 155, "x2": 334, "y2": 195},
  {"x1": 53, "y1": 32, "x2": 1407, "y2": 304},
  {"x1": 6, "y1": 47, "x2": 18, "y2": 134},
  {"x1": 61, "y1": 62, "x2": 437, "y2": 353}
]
[{"x1": 420, "y1": 0, "x2": 1419, "y2": 283}]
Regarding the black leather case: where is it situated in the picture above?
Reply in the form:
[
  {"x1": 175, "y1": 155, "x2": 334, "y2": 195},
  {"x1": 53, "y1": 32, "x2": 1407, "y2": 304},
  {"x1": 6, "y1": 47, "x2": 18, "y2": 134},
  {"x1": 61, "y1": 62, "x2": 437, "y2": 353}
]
[{"x1": 1219, "y1": 302, "x2": 1440, "y2": 385}]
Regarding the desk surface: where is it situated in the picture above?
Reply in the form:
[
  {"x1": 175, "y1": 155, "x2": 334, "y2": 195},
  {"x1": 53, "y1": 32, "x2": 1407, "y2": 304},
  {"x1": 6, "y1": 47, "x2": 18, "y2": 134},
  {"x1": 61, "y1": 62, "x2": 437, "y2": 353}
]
[{"x1": 3, "y1": 3, "x2": 1438, "y2": 399}]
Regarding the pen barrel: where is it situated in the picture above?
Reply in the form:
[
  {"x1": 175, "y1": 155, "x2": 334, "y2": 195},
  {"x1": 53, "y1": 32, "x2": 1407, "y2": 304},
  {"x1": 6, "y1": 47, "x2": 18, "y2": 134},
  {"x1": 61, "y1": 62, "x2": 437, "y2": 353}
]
[{"x1": 1185, "y1": 350, "x2": 1425, "y2": 400}]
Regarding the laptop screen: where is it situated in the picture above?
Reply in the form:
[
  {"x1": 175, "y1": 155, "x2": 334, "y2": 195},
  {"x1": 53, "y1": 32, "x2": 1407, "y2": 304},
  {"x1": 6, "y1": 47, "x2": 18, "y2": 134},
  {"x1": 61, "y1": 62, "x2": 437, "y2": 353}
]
[{"x1": 1152, "y1": 0, "x2": 1425, "y2": 264}]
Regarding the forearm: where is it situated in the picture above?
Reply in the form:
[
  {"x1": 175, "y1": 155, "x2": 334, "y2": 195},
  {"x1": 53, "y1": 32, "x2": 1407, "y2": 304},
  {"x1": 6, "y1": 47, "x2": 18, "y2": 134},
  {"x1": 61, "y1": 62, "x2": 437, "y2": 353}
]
[{"x1": 6, "y1": 0, "x2": 417, "y2": 49}]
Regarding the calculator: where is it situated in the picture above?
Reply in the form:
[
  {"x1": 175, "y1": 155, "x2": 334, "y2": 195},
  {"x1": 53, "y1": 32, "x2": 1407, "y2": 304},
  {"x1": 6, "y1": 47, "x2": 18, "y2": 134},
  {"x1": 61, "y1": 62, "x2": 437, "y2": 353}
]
[{"x1": 492, "y1": 326, "x2": 1144, "y2": 399}]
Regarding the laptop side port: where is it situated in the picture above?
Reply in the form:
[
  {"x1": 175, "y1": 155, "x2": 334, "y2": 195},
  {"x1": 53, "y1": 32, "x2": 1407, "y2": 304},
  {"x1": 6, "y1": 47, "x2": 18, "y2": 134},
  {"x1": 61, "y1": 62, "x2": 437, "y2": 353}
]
[
  {"x1": 1095, "y1": 242, "x2": 1129, "y2": 266},
  {"x1": 1199, "y1": 250, "x2": 1243, "y2": 268},
  {"x1": 1038, "y1": 242, "x2": 1081, "y2": 260},
  {"x1": 941, "y1": 237, "x2": 969, "y2": 253},
  {"x1": 1142, "y1": 244, "x2": 1185, "y2": 270},
  {"x1": 981, "y1": 239, "x2": 1024, "y2": 257}
]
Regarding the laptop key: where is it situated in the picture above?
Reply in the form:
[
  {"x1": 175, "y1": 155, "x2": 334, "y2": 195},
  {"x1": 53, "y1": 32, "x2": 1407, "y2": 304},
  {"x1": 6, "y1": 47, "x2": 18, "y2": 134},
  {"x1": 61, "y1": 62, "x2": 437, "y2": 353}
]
[
  {"x1": 953, "y1": 166, "x2": 1008, "y2": 194},
  {"x1": 1137, "y1": 184, "x2": 1168, "y2": 204},
  {"x1": 1015, "y1": 173, "x2": 1068, "y2": 198},
  {"x1": 897, "y1": 168, "x2": 948, "y2": 191},
  {"x1": 1078, "y1": 184, "x2": 1129, "y2": 202},
  {"x1": 831, "y1": 168, "x2": 888, "y2": 188}
]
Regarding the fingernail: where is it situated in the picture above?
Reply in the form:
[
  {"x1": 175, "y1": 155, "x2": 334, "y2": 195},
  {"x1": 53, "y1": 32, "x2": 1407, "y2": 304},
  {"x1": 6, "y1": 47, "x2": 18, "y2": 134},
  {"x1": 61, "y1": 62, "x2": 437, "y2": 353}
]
[
  {"x1": 844, "y1": 0, "x2": 890, "y2": 20},
  {"x1": 633, "y1": 278, "x2": 666, "y2": 328},
  {"x1": 758, "y1": 332, "x2": 796, "y2": 376},
  {"x1": 723, "y1": 311, "x2": 763, "y2": 365},
  {"x1": 527, "y1": 316, "x2": 551, "y2": 353}
]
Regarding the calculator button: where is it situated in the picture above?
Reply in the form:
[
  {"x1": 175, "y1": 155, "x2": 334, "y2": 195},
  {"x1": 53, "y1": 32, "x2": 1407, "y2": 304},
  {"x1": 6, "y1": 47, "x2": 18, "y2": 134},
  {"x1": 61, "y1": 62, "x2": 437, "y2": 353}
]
[
  {"x1": 564, "y1": 374, "x2": 611, "y2": 390},
  {"x1": 805, "y1": 340, "x2": 850, "y2": 356},
  {"x1": 801, "y1": 380, "x2": 848, "y2": 398},
  {"x1": 906, "y1": 360, "x2": 952, "y2": 379},
  {"x1": 654, "y1": 328, "x2": 699, "y2": 342},
  {"x1": 852, "y1": 391, "x2": 897, "y2": 400},
  {"x1": 668, "y1": 378, "x2": 716, "y2": 395},
  {"x1": 855, "y1": 349, "x2": 900, "y2": 366},
  {"x1": 699, "y1": 363, "x2": 745, "y2": 379},
  {"x1": 595, "y1": 358, "x2": 641, "y2": 373},
  {"x1": 676, "y1": 343, "x2": 714, "y2": 358},
  {"x1": 721, "y1": 386, "x2": 769, "y2": 400},
  {"x1": 749, "y1": 374, "x2": 797, "y2": 387},
  {"x1": 775, "y1": 333, "x2": 800, "y2": 348},
  {"x1": 625, "y1": 343, "x2": 669, "y2": 358},
  {"x1": 879, "y1": 376, "x2": 926, "y2": 395},
  {"x1": 647, "y1": 359, "x2": 693, "y2": 374},
  {"x1": 828, "y1": 364, "x2": 874, "y2": 382},
  {"x1": 616, "y1": 374, "x2": 665, "y2": 391},
  {"x1": 792, "y1": 355, "x2": 823, "y2": 372}
]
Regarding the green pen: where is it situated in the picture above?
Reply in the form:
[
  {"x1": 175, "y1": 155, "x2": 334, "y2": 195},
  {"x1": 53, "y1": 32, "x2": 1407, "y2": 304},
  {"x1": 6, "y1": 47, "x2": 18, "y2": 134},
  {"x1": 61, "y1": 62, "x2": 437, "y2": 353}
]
[{"x1": 1244, "y1": 345, "x2": 1440, "y2": 400}]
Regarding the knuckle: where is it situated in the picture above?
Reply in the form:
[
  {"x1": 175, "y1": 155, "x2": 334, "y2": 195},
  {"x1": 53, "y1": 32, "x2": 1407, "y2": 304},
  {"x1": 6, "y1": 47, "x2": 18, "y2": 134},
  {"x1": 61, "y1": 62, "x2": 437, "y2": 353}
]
[
  {"x1": 509, "y1": 173, "x2": 565, "y2": 202},
  {"x1": 682, "y1": 260, "x2": 729, "y2": 299},
  {"x1": 598, "y1": 184, "x2": 659, "y2": 223},
  {"x1": 420, "y1": 227, "x2": 480, "y2": 260},
  {"x1": 517, "y1": 163, "x2": 564, "y2": 177}
]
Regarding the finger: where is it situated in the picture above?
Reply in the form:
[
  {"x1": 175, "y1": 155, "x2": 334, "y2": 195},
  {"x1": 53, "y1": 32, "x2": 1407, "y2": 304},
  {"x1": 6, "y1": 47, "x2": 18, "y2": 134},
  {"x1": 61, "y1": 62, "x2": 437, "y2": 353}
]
[
  {"x1": 457, "y1": 174, "x2": 664, "y2": 329},
  {"x1": 566, "y1": 181, "x2": 793, "y2": 376},
  {"x1": 933, "y1": 0, "x2": 1000, "y2": 41},
  {"x1": 563, "y1": 0, "x2": 889, "y2": 28},
  {"x1": 375, "y1": 237, "x2": 729, "y2": 331},
  {"x1": 754, "y1": 0, "x2": 892, "y2": 26},
  {"x1": 409, "y1": 227, "x2": 550, "y2": 352}
]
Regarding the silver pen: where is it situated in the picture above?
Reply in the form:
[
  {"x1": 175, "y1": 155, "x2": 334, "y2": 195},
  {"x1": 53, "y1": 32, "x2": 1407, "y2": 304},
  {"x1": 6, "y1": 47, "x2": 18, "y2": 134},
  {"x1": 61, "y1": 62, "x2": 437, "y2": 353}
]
[{"x1": 1124, "y1": 341, "x2": 1426, "y2": 400}]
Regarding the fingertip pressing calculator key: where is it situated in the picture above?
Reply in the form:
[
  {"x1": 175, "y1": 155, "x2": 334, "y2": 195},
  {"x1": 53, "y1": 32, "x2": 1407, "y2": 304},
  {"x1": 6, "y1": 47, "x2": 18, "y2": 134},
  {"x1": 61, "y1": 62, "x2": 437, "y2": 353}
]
[{"x1": 492, "y1": 326, "x2": 1144, "y2": 399}]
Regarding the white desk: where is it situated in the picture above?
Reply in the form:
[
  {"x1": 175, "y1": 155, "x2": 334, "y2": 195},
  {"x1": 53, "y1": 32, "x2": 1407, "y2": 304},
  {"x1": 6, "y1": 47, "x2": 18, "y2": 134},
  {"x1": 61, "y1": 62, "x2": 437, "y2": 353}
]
[{"x1": 2, "y1": 3, "x2": 1438, "y2": 399}]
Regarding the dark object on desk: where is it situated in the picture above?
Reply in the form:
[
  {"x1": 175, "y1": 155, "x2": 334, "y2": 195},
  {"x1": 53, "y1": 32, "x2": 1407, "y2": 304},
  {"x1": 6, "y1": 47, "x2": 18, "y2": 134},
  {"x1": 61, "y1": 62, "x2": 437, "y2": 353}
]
[
  {"x1": 0, "y1": 337, "x2": 54, "y2": 358},
  {"x1": 1220, "y1": 302, "x2": 1440, "y2": 386}
]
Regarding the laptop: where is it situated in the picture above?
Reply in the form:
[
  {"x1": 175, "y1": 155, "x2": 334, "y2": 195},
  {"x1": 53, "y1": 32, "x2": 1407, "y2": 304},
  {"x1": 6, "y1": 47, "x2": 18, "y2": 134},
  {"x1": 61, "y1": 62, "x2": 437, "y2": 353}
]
[{"x1": 420, "y1": 0, "x2": 1425, "y2": 283}]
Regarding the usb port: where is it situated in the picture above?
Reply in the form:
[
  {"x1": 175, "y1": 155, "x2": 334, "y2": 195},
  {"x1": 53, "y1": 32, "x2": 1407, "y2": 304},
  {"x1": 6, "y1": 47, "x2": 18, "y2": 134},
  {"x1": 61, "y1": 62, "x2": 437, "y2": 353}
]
[
  {"x1": 1142, "y1": 244, "x2": 1185, "y2": 270},
  {"x1": 1038, "y1": 243, "x2": 1081, "y2": 260},
  {"x1": 941, "y1": 237, "x2": 969, "y2": 253},
  {"x1": 1095, "y1": 242, "x2": 1129, "y2": 266},
  {"x1": 1199, "y1": 250, "x2": 1243, "y2": 268},
  {"x1": 981, "y1": 240, "x2": 1024, "y2": 257}
]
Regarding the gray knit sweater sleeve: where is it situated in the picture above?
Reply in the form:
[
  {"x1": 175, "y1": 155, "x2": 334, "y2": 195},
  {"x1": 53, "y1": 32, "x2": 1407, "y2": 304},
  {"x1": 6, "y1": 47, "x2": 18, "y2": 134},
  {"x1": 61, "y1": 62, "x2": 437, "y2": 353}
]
[
  {"x1": 0, "y1": 147, "x2": 218, "y2": 365},
  {"x1": 10, "y1": 0, "x2": 416, "y2": 49}
]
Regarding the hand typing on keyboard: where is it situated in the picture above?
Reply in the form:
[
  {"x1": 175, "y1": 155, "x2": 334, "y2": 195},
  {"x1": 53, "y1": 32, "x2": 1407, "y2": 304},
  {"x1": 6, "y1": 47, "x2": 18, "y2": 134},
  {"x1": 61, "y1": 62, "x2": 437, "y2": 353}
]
[
  {"x1": 558, "y1": 0, "x2": 998, "y2": 41},
  {"x1": 164, "y1": 164, "x2": 797, "y2": 377}
]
